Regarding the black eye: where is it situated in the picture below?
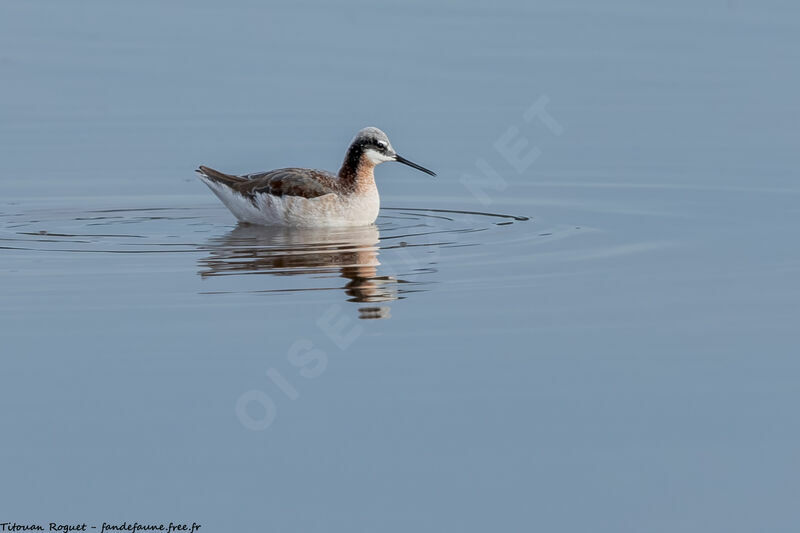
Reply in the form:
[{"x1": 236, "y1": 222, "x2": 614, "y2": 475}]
[{"x1": 376, "y1": 140, "x2": 388, "y2": 151}]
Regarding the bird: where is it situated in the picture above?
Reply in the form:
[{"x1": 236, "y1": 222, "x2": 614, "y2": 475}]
[{"x1": 196, "y1": 127, "x2": 436, "y2": 227}]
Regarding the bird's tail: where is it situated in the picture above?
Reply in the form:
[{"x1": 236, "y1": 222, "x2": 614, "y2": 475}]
[{"x1": 196, "y1": 165, "x2": 247, "y2": 186}]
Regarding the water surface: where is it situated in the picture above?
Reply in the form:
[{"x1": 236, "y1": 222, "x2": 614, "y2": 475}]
[{"x1": 1, "y1": 1, "x2": 799, "y2": 532}]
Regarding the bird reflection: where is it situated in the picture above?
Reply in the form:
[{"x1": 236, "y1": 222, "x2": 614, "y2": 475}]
[{"x1": 198, "y1": 224, "x2": 402, "y2": 319}]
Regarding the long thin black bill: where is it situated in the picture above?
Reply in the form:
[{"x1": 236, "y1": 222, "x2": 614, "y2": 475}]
[{"x1": 395, "y1": 154, "x2": 436, "y2": 177}]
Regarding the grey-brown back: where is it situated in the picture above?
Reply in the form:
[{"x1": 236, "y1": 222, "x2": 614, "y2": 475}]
[{"x1": 197, "y1": 166, "x2": 340, "y2": 200}]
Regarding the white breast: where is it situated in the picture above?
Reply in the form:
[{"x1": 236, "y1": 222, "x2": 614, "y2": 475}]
[{"x1": 200, "y1": 176, "x2": 380, "y2": 227}]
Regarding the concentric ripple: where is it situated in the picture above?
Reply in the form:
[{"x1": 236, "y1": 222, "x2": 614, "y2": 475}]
[{"x1": 0, "y1": 203, "x2": 544, "y2": 319}]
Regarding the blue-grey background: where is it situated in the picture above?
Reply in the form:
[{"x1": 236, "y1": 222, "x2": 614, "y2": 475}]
[{"x1": 1, "y1": 1, "x2": 799, "y2": 532}]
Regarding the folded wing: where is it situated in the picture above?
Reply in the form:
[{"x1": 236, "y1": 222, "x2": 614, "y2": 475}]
[{"x1": 197, "y1": 166, "x2": 338, "y2": 200}]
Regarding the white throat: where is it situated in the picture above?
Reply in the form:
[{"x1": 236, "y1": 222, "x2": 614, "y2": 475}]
[{"x1": 364, "y1": 148, "x2": 394, "y2": 165}]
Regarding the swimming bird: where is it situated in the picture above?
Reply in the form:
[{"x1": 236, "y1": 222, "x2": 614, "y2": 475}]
[{"x1": 196, "y1": 127, "x2": 435, "y2": 227}]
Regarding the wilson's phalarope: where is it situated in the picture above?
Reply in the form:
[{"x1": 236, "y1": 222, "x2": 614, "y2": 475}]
[{"x1": 196, "y1": 127, "x2": 435, "y2": 227}]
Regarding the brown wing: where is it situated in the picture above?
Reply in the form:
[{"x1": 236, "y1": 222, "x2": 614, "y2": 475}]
[
  {"x1": 238, "y1": 168, "x2": 338, "y2": 199},
  {"x1": 197, "y1": 166, "x2": 338, "y2": 200}
]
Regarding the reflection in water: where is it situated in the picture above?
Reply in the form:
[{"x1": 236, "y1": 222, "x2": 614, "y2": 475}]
[
  {"x1": 199, "y1": 224, "x2": 407, "y2": 319},
  {"x1": 4, "y1": 204, "x2": 532, "y2": 320}
]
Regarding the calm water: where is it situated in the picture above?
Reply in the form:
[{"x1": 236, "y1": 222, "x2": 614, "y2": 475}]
[{"x1": 2, "y1": 1, "x2": 799, "y2": 531}]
